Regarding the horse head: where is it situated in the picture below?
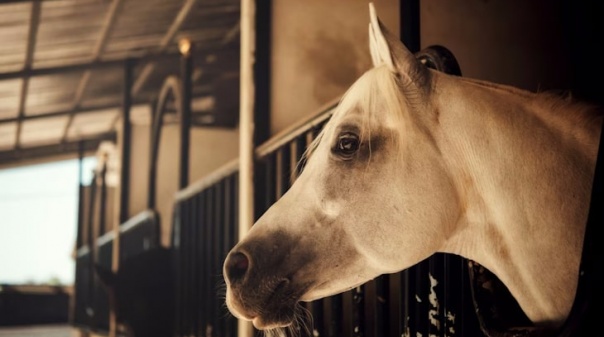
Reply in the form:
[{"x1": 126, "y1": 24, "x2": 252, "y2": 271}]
[
  {"x1": 224, "y1": 3, "x2": 601, "y2": 333},
  {"x1": 223, "y1": 4, "x2": 461, "y2": 330}
]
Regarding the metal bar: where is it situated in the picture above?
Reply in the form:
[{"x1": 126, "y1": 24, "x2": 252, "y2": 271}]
[
  {"x1": 400, "y1": 0, "x2": 420, "y2": 53},
  {"x1": 62, "y1": 0, "x2": 126, "y2": 143},
  {"x1": 119, "y1": 59, "x2": 133, "y2": 224},
  {"x1": 179, "y1": 43, "x2": 193, "y2": 189},
  {"x1": 98, "y1": 159, "x2": 108, "y2": 236},
  {"x1": 193, "y1": 195, "x2": 201, "y2": 335},
  {"x1": 85, "y1": 170, "x2": 98, "y2": 328},
  {"x1": 0, "y1": 132, "x2": 116, "y2": 165},
  {"x1": 14, "y1": 0, "x2": 41, "y2": 149},
  {"x1": 253, "y1": 0, "x2": 271, "y2": 147},
  {"x1": 387, "y1": 273, "x2": 402, "y2": 337},
  {"x1": 76, "y1": 143, "x2": 85, "y2": 249}
]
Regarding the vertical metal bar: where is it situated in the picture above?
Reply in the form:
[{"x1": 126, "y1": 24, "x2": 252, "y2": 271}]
[
  {"x1": 375, "y1": 276, "x2": 386, "y2": 337},
  {"x1": 402, "y1": 268, "x2": 412, "y2": 336},
  {"x1": 173, "y1": 203, "x2": 182, "y2": 336},
  {"x1": 119, "y1": 59, "x2": 133, "y2": 224},
  {"x1": 76, "y1": 143, "x2": 85, "y2": 249},
  {"x1": 98, "y1": 160, "x2": 108, "y2": 235},
  {"x1": 191, "y1": 196, "x2": 199, "y2": 336},
  {"x1": 229, "y1": 173, "x2": 239, "y2": 336},
  {"x1": 204, "y1": 189, "x2": 214, "y2": 336},
  {"x1": 86, "y1": 171, "x2": 98, "y2": 328},
  {"x1": 215, "y1": 181, "x2": 226, "y2": 337},
  {"x1": 289, "y1": 141, "x2": 298, "y2": 183},
  {"x1": 264, "y1": 154, "x2": 276, "y2": 211},
  {"x1": 363, "y1": 280, "x2": 377, "y2": 337},
  {"x1": 387, "y1": 273, "x2": 402, "y2": 337},
  {"x1": 179, "y1": 42, "x2": 192, "y2": 189},
  {"x1": 253, "y1": 0, "x2": 271, "y2": 147},
  {"x1": 342, "y1": 291, "x2": 354, "y2": 337},
  {"x1": 275, "y1": 150, "x2": 283, "y2": 200},
  {"x1": 110, "y1": 58, "x2": 133, "y2": 337},
  {"x1": 214, "y1": 183, "x2": 225, "y2": 337},
  {"x1": 330, "y1": 294, "x2": 344, "y2": 337},
  {"x1": 428, "y1": 254, "x2": 445, "y2": 337},
  {"x1": 400, "y1": 0, "x2": 420, "y2": 53}
]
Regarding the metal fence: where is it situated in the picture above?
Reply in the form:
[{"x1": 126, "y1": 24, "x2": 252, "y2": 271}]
[
  {"x1": 173, "y1": 164, "x2": 239, "y2": 337},
  {"x1": 172, "y1": 100, "x2": 485, "y2": 337},
  {"x1": 72, "y1": 165, "x2": 161, "y2": 334}
]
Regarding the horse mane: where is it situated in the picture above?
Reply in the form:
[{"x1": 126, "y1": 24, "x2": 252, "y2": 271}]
[{"x1": 458, "y1": 77, "x2": 602, "y2": 131}]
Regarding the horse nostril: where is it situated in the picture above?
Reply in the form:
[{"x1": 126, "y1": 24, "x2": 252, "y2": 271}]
[{"x1": 225, "y1": 252, "x2": 250, "y2": 283}]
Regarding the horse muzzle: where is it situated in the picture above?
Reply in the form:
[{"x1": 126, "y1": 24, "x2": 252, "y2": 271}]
[{"x1": 223, "y1": 243, "x2": 313, "y2": 330}]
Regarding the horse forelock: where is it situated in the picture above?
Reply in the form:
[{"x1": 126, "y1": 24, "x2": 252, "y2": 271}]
[{"x1": 300, "y1": 65, "x2": 407, "y2": 167}]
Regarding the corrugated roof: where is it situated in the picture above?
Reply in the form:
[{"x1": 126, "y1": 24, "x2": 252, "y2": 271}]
[{"x1": 0, "y1": 0, "x2": 240, "y2": 165}]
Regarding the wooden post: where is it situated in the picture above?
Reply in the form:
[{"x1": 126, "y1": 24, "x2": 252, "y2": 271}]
[{"x1": 238, "y1": 0, "x2": 256, "y2": 336}]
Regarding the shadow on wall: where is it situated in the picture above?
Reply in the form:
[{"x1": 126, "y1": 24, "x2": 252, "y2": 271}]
[{"x1": 300, "y1": 30, "x2": 368, "y2": 104}]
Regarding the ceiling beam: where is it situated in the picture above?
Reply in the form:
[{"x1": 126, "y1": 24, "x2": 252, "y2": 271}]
[
  {"x1": 62, "y1": 0, "x2": 125, "y2": 143},
  {"x1": 14, "y1": 0, "x2": 41, "y2": 150},
  {"x1": 0, "y1": 52, "x2": 180, "y2": 81},
  {"x1": 0, "y1": 103, "x2": 126, "y2": 124},
  {"x1": 0, "y1": 132, "x2": 116, "y2": 165}
]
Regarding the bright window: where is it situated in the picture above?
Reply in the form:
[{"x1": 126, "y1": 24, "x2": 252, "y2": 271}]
[{"x1": 0, "y1": 157, "x2": 96, "y2": 286}]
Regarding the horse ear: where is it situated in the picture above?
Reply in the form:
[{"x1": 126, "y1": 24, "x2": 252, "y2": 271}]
[
  {"x1": 368, "y1": 3, "x2": 427, "y2": 85},
  {"x1": 95, "y1": 264, "x2": 116, "y2": 289}
]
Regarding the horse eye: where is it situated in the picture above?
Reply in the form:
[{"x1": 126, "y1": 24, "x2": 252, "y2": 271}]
[{"x1": 335, "y1": 133, "x2": 360, "y2": 157}]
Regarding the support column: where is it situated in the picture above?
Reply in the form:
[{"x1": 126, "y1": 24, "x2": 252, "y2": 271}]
[
  {"x1": 179, "y1": 39, "x2": 193, "y2": 189},
  {"x1": 238, "y1": 0, "x2": 256, "y2": 336},
  {"x1": 110, "y1": 58, "x2": 133, "y2": 337}
]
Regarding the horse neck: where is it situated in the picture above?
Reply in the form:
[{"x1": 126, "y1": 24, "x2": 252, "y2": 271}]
[{"x1": 432, "y1": 74, "x2": 602, "y2": 326}]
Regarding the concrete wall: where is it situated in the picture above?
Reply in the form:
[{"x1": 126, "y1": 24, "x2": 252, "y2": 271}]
[
  {"x1": 127, "y1": 117, "x2": 239, "y2": 246},
  {"x1": 420, "y1": 0, "x2": 572, "y2": 93},
  {"x1": 270, "y1": 0, "x2": 591, "y2": 136},
  {"x1": 271, "y1": 0, "x2": 400, "y2": 135}
]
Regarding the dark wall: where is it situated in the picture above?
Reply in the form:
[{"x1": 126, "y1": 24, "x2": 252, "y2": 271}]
[
  {"x1": 421, "y1": 0, "x2": 604, "y2": 106},
  {"x1": 0, "y1": 286, "x2": 70, "y2": 326}
]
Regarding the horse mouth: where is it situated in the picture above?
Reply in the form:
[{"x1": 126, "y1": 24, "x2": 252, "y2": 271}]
[{"x1": 228, "y1": 278, "x2": 309, "y2": 330}]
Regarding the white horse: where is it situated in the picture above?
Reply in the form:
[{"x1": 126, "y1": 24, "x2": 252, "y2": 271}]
[{"x1": 223, "y1": 4, "x2": 603, "y2": 334}]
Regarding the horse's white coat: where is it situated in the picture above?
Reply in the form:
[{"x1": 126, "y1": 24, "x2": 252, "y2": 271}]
[{"x1": 223, "y1": 3, "x2": 603, "y2": 331}]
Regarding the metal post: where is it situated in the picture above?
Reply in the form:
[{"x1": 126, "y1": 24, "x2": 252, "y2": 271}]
[
  {"x1": 119, "y1": 59, "x2": 133, "y2": 224},
  {"x1": 239, "y1": 0, "x2": 256, "y2": 336},
  {"x1": 110, "y1": 58, "x2": 133, "y2": 337},
  {"x1": 98, "y1": 158, "x2": 108, "y2": 235},
  {"x1": 179, "y1": 39, "x2": 193, "y2": 189},
  {"x1": 76, "y1": 143, "x2": 84, "y2": 249},
  {"x1": 400, "y1": 0, "x2": 420, "y2": 53}
]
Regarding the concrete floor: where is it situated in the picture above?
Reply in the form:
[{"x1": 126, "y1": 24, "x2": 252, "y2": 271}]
[{"x1": 0, "y1": 325, "x2": 79, "y2": 337}]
